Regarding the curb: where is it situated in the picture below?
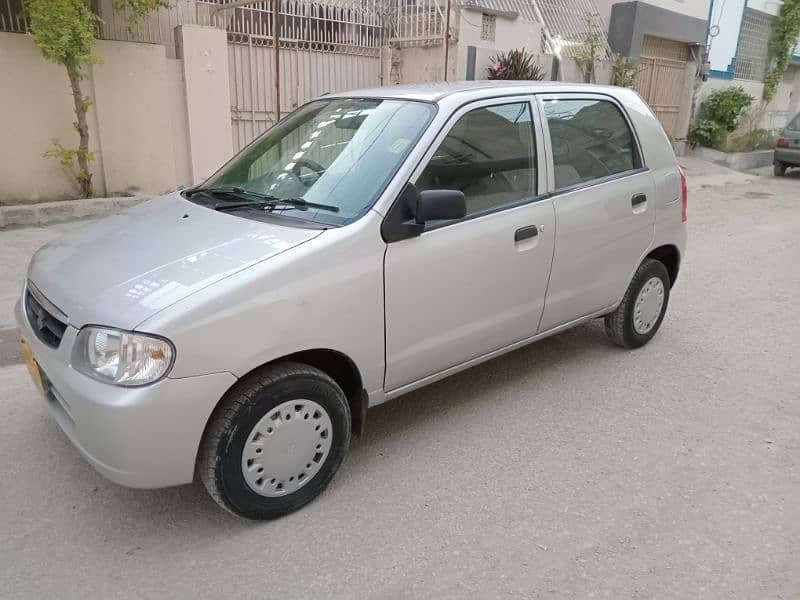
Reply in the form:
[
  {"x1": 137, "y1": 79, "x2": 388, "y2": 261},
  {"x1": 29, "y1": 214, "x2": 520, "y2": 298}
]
[
  {"x1": 0, "y1": 195, "x2": 151, "y2": 230},
  {"x1": 693, "y1": 146, "x2": 774, "y2": 171}
]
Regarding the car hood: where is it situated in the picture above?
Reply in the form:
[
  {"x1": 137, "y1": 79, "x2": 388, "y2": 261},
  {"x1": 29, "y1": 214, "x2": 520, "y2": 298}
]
[{"x1": 27, "y1": 193, "x2": 323, "y2": 330}]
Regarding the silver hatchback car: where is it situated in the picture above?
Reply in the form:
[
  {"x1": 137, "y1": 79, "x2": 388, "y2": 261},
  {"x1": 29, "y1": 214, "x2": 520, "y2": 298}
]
[{"x1": 17, "y1": 82, "x2": 687, "y2": 519}]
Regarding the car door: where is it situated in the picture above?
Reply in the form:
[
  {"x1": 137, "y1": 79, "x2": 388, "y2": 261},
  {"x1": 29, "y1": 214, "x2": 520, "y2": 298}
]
[
  {"x1": 535, "y1": 93, "x2": 656, "y2": 331},
  {"x1": 383, "y1": 98, "x2": 556, "y2": 392}
]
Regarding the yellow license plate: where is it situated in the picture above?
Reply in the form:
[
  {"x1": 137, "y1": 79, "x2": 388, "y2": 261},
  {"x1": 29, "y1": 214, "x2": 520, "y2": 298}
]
[{"x1": 20, "y1": 338, "x2": 45, "y2": 395}]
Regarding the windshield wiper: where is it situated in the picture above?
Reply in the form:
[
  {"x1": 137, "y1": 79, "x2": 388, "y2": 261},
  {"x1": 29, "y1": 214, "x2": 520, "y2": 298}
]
[
  {"x1": 188, "y1": 187, "x2": 339, "y2": 213},
  {"x1": 186, "y1": 186, "x2": 260, "y2": 201},
  {"x1": 215, "y1": 197, "x2": 340, "y2": 213}
]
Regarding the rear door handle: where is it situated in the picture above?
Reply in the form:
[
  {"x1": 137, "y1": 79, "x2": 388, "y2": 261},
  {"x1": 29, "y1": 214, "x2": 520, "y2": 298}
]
[
  {"x1": 631, "y1": 193, "x2": 647, "y2": 207},
  {"x1": 514, "y1": 225, "x2": 539, "y2": 243}
]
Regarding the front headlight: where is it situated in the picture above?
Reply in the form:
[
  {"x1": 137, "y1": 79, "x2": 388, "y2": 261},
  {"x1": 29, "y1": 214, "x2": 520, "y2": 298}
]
[{"x1": 72, "y1": 327, "x2": 175, "y2": 386}]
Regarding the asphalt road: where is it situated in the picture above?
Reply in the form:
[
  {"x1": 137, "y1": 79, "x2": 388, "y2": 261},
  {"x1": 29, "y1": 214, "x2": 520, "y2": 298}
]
[{"x1": 1, "y1": 169, "x2": 798, "y2": 599}]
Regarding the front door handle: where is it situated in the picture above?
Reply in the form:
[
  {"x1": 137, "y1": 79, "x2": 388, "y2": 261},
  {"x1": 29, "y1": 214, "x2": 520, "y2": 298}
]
[
  {"x1": 515, "y1": 225, "x2": 539, "y2": 243},
  {"x1": 631, "y1": 193, "x2": 647, "y2": 207}
]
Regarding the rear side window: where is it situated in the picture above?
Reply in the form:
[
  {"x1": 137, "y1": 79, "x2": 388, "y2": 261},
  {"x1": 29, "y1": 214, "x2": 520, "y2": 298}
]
[
  {"x1": 788, "y1": 114, "x2": 800, "y2": 131},
  {"x1": 543, "y1": 98, "x2": 638, "y2": 190},
  {"x1": 417, "y1": 102, "x2": 536, "y2": 217}
]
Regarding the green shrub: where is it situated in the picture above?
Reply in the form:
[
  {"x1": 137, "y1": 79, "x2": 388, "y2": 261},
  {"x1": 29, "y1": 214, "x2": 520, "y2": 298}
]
[
  {"x1": 688, "y1": 119, "x2": 725, "y2": 149},
  {"x1": 701, "y1": 86, "x2": 753, "y2": 132},
  {"x1": 689, "y1": 87, "x2": 755, "y2": 149},
  {"x1": 611, "y1": 53, "x2": 637, "y2": 88},
  {"x1": 722, "y1": 129, "x2": 777, "y2": 152},
  {"x1": 487, "y1": 48, "x2": 545, "y2": 80}
]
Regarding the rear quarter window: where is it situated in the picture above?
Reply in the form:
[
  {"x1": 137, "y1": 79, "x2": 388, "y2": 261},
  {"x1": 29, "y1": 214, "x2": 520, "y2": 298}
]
[{"x1": 542, "y1": 98, "x2": 640, "y2": 190}]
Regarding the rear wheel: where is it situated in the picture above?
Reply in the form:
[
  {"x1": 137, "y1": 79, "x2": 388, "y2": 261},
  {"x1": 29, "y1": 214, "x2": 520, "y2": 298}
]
[
  {"x1": 605, "y1": 259, "x2": 670, "y2": 349},
  {"x1": 774, "y1": 162, "x2": 787, "y2": 177},
  {"x1": 198, "y1": 362, "x2": 351, "y2": 519}
]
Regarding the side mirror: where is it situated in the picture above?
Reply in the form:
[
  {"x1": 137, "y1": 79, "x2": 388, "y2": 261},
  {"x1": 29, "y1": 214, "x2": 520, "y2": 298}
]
[
  {"x1": 381, "y1": 182, "x2": 467, "y2": 243},
  {"x1": 415, "y1": 189, "x2": 466, "y2": 224}
]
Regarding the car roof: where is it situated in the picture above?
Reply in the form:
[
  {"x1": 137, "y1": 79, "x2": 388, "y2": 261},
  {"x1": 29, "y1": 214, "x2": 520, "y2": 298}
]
[{"x1": 327, "y1": 80, "x2": 626, "y2": 103}]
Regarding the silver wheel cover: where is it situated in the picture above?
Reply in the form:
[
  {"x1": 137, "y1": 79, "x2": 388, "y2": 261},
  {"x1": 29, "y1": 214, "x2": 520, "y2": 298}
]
[
  {"x1": 633, "y1": 276, "x2": 665, "y2": 335},
  {"x1": 241, "y1": 399, "x2": 333, "y2": 498}
]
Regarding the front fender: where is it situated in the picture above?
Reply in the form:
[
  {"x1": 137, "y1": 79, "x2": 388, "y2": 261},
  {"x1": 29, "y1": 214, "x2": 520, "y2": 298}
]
[{"x1": 137, "y1": 212, "x2": 387, "y2": 395}]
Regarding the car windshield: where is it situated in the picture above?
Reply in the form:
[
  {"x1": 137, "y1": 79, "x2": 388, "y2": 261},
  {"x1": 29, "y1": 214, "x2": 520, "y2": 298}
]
[{"x1": 193, "y1": 98, "x2": 436, "y2": 226}]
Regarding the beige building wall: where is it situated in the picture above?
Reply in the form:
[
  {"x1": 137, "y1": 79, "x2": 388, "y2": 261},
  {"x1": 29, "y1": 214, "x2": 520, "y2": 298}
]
[
  {"x1": 454, "y1": 9, "x2": 542, "y2": 80},
  {"x1": 390, "y1": 45, "x2": 454, "y2": 84},
  {"x1": 166, "y1": 59, "x2": 194, "y2": 188},
  {"x1": 0, "y1": 33, "x2": 105, "y2": 203},
  {"x1": 177, "y1": 25, "x2": 233, "y2": 184},
  {"x1": 92, "y1": 39, "x2": 178, "y2": 196},
  {"x1": 0, "y1": 26, "x2": 233, "y2": 203},
  {"x1": 388, "y1": 8, "x2": 543, "y2": 85}
]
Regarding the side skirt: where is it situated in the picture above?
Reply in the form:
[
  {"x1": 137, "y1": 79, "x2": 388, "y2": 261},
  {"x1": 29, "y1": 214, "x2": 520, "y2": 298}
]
[{"x1": 372, "y1": 304, "x2": 616, "y2": 406}]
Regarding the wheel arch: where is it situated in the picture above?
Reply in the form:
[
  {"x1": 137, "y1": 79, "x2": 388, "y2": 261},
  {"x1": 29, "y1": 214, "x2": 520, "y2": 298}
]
[
  {"x1": 645, "y1": 244, "x2": 680, "y2": 287},
  {"x1": 204, "y1": 348, "x2": 368, "y2": 444},
  {"x1": 281, "y1": 348, "x2": 367, "y2": 436}
]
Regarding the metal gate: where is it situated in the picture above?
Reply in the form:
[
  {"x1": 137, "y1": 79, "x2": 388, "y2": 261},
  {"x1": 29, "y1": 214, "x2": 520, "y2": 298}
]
[
  {"x1": 634, "y1": 35, "x2": 689, "y2": 137},
  {"x1": 225, "y1": 1, "x2": 383, "y2": 152}
]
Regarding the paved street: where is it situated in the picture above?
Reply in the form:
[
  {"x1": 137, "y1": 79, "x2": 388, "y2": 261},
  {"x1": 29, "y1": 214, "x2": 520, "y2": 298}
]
[{"x1": 1, "y1": 166, "x2": 798, "y2": 599}]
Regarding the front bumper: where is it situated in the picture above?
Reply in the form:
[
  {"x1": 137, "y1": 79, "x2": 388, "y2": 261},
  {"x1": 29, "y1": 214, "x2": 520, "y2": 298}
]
[{"x1": 15, "y1": 299, "x2": 237, "y2": 488}]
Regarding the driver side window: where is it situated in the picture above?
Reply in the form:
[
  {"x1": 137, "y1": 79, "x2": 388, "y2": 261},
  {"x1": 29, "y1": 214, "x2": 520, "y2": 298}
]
[{"x1": 416, "y1": 102, "x2": 536, "y2": 217}]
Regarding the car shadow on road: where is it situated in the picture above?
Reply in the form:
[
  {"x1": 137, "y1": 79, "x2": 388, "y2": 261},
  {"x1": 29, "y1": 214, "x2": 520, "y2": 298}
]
[
  {"x1": 27, "y1": 319, "x2": 616, "y2": 535},
  {"x1": 352, "y1": 320, "x2": 611, "y2": 450}
]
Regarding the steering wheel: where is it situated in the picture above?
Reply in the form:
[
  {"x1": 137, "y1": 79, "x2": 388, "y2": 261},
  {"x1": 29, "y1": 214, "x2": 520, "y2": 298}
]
[{"x1": 290, "y1": 157, "x2": 326, "y2": 187}]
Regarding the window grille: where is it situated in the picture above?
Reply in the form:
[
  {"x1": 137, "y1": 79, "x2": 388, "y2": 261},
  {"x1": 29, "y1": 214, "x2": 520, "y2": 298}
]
[
  {"x1": 734, "y1": 8, "x2": 775, "y2": 82},
  {"x1": 480, "y1": 13, "x2": 496, "y2": 41}
]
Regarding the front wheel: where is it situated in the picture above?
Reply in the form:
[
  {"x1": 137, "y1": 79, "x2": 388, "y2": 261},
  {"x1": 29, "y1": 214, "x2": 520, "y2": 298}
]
[
  {"x1": 605, "y1": 259, "x2": 671, "y2": 349},
  {"x1": 198, "y1": 362, "x2": 351, "y2": 519}
]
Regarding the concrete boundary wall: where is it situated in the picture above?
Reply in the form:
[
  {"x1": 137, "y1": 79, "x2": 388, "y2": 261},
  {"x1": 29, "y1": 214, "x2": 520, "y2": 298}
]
[{"x1": 0, "y1": 27, "x2": 231, "y2": 204}]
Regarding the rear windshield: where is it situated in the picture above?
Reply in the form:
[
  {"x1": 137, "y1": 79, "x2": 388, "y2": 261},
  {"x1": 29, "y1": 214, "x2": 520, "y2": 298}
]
[{"x1": 788, "y1": 114, "x2": 800, "y2": 131}]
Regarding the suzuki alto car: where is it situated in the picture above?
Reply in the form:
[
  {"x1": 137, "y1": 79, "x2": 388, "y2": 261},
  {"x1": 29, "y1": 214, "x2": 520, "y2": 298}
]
[{"x1": 17, "y1": 82, "x2": 687, "y2": 519}]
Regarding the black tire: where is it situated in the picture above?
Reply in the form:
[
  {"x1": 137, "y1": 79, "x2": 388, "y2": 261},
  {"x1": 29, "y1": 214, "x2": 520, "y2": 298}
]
[
  {"x1": 774, "y1": 162, "x2": 787, "y2": 177},
  {"x1": 605, "y1": 258, "x2": 671, "y2": 349},
  {"x1": 198, "y1": 362, "x2": 351, "y2": 520}
]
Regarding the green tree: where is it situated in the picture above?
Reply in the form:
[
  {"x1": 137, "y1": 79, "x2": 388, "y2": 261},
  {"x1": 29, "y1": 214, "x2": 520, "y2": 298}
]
[
  {"x1": 25, "y1": 0, "x2": 168, "y2": 198},
  {"x1": 26, "y1": 0, "x2": 99, "y2": 197},
  {"x1": 573, "y1": 12, "x2": 607, "y2": 84}
]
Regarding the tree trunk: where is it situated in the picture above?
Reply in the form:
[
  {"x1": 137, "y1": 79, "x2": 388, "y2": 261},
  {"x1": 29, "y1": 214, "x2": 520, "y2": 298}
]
[{"x1": 66, "y1": 63, "x2": 93, "y2": 198}]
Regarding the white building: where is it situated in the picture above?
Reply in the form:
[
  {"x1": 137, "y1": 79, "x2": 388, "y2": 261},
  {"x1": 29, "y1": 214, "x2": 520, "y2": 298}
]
[{"x1": 701, "y1": 0, "x2": 800, "y2": 130}]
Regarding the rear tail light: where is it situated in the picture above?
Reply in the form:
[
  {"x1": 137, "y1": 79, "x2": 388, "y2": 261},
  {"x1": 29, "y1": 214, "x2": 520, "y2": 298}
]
[
  {"x1": 777, "y1": 138, "x2": 789, "y2": 148},
  {"x1": 679, "y1": 167, "x2": 688, "y2": 222}
]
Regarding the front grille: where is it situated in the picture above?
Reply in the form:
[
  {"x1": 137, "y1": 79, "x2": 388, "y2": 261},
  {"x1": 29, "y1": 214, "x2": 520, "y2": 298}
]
[{"x1": 25, "y1": 284, "x2": 67, "y2": 349}]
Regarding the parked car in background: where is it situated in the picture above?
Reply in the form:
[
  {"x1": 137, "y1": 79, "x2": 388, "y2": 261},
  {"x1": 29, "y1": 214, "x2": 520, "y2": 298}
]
[
  {"x1": 17, "y1": 82, "x2": 687, "y2": 519},
  {"x1": 775, "y1": 112, "x2": 800, "y2": 176}
]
